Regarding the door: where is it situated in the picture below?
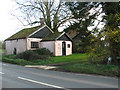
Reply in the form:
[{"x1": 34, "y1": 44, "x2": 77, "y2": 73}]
[
  {"x1": 13, "y1": 48, "x2": 17, "y2": 55},
  {"x1": 62, "y1": 42, "x2": 66, "y2": 56}
]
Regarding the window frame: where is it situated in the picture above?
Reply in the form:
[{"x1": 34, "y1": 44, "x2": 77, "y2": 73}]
[
  {"x1": 31, "y1": 42, "x2": 39, "y2": 48},
  {"x1": 67, "y1": 44, "x2": 70, "y2": 48}
]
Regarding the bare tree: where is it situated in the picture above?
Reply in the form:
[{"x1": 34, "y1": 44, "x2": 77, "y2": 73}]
[{"x1": 14, "y1": 0, "x2": 72, "y2": 31}]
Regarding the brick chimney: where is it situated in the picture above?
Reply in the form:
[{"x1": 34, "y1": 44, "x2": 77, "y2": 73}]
[{"x1": 40, "y1": 18, "x2": 45, "y2": 26}]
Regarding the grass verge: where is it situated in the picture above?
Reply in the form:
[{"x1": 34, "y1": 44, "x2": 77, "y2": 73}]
[
  {"x1": 2, "y1": 53, "x2": 119, "y2": 77},
  {"x1": 2, "y1": 57, "x2": 33, "y2": 66},
  {"x1": 57, "y1": 63, "x2": 119, "y2": 77}
]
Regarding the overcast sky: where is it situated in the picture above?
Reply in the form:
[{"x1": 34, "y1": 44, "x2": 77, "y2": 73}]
[
  {"x1": 0, "y1": 0, "x2": 105, "y2": 41},
  {"x1": 0, "y1": 0, "x2": 24, "y2": 41},
  {"x1": 0, "y1": 0, "x2": 63, "y2": 41}
]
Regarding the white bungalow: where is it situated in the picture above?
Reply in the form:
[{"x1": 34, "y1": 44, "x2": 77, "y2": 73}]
[{"x1": 5, "y1": 25, "x2": 72, "y2": 56}]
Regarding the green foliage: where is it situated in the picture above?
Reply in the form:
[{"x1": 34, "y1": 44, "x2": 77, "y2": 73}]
[
  {"x1": 16, "y1": 48, "x2": 52, "y2": 61},
  {"x1": 2, "y1": 57, "x2": 33, "y2": 66},
  {"x1": 87, "y1": 2, "x2": 120, "y2": 64},
  {"x1": 102, "y1": 2, "x2": 120, "y2": 16},
  {"x1": 59, "y1": 63, "x2": 119, "y2": 77},
  {"x1": 88, "y1": 26, "x2": 120, "y2": 64},
  {"x1": 5, "y1": 54, "x2": 17, "y2": 59},
  {"x1": 66, "y1": 2, "x2": 120, "y2": 56},
  {"x1": 2, "y1": 41, "x2": 5, "y2": 49},
  {"x1": 0, "y1": 42, "x2": 1, "y2": 49},
  {"x1": 64, "y1": 2, "x2": 99, "y2": 32},
  {"x1": 99, "y1": 14, "x2": 120, "y2": 63},
  {"x1": 72, "y1": 42, "x2": 87, "y2": 53},
  {"x1": 0, "y1": 49, "x2": 5, "y2": 52},
  {"x1": 2, "y1": 53, "x2": 119, "y2": 77},
  {"x1": 65, "y1": 2, "x2": 98, "y2": 53},
  {"x1": 72, "y1": 43, "x2": 81, "y2": 53},
  {"x1": 72, "y1": 33, "x2": 95, "y2": 53},
  {"x1": 16, "y1": 50, "x2": 40, "y2": 61},
  {"x1": 3, "y1": 53, "x2": 88, "y2": 66},
  {"x1": 87, "y1": 37, "x2": 108, "y2": 64},
  {"x1": 51, "y1": 53, "x2": 88, "y2": 64},
  {"x1": 33, "y1": 48, "x2": 53, "y2": 56},
  {"x1": 0, "y1": 41, "x2": 5, "y2": 49}
]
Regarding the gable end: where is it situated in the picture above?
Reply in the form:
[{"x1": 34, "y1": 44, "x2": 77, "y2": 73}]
[
  {"x1": 57, "y1": 33, "x2": 72, "y2": 41},
  {"x1": 29, "y1": 25, "x2": 54, "y2": 38}
]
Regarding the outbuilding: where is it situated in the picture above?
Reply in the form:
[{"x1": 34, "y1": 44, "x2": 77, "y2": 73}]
[{"x1": 5, "y1": 25, "x2": 72, "y2": 56}]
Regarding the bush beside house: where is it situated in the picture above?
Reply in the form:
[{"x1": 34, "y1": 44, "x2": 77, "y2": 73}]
[
  {"x1": 16, "y1": 48, "x2": 53, "y2": 61},
  {"x1": 2, "y1": 52, "x2": 119, "y2": 77}
]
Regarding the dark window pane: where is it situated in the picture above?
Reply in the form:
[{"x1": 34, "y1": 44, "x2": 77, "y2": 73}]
[
  {"x1": 67, "y1": 44, "x2": 70, "y2": 48},
  {"x1": 31, "y1": 42, "x2": 39, "y2": 48}
]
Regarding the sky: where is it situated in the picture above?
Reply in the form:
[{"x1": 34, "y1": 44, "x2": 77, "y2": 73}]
[
  {"x1": 0, "y1": 0, "x2": 24, "y2": 41},
  {"x1": 0, "y1": 0, "x2": 63, "y2": 41},
  {"x1": 0, "y1": 0, "x2": 104, "y2": 41}
]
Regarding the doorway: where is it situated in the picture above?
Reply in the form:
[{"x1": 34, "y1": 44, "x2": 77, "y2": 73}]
[
  {"x1": 13, "y1": 48, "x2": 17, "y2": 55},
  {"x1": 62, "y1": 42, "x2": 66, "y2": 56}
]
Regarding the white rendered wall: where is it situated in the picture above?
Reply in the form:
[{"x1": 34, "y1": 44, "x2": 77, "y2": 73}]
[
  {"x1": 41, "y1": 41, "x2": 55, "y2": 54},
  {"x1": 5, "y1": 39, "x2": 27, "y2": 55},
  {"x1": 55, "y1": 41, "x2": 72, "y2": 56},
  {"x1": 5, "y1": 38, "x2": 72, "y2": 56},
  {"x1": 55, "y1": 41, "x2": 62, "y2": 56},
  {"x1": 27, "y1": 38, "x2": 42, "y2": 50}
]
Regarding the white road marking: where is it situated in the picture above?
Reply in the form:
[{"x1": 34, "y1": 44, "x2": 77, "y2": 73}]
[
  {"x1": 18, "y1": 77, "x2": 65, "y2": 89},
  {"x1": 0, "y1": 72, "x2": 4, "y2": 74}
]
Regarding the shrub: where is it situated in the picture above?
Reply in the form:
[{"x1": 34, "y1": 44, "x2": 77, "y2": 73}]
[
  {"x1": 33, "y1": 48, "x2": 53, "y2": 56},
  {"x1": 5, "y1": 54, "x2": 16, "y2": 59},
  {"x1": 16, "y1": 48, "x2": 52, "y2": 61},
  {"x1": 16, "y1": 50, "x2": 33, "y2": 60},
  {"x1": 16, "y1": 50, "x2": 40, "y2": 61},
  {"x1": 38, "y1": 55, "x2": 50, "y2": 60}
]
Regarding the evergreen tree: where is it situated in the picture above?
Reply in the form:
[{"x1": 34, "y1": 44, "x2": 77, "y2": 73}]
[
  {"x1": 64, "y1": 2, "x2": 98, "y2": 53},
  {"x1": 89, "y1": 2, "x2": 120, "y2": 63},
  {"x1": 100, "y1": 2, "x2": 120, "y2": 63},
  {"x1": 65, "y1": 2, "x2": 120, "y2": 63}
]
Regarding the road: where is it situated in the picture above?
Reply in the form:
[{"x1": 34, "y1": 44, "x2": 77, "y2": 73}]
[{"x1": 0, "y1": 62, "x2": 119, "y2": 89}]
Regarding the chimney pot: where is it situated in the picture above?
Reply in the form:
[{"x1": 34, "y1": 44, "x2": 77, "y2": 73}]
[{"x1": 40, "y1": 18, "x2": 45, "y2": 25}]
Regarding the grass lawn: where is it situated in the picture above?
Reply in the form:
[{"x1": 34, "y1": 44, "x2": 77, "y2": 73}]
[
  {"x1": 2, "y1": 53, "x2": 119, "y2": 77},
  {"x1": 28, "y1": 53, "x2": 89, "y2": 65},
  {"x1": 0, "y1": 49, "x2": 5, "y2": 52},
  {"x1": 51, "y1": 53, "x2": 88, "y2": 64},
  {"x1": 58, "y1": 63, "x2": 119, "y2": 77}
]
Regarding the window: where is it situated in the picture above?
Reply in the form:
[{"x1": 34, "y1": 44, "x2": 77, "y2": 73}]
[
  {"x1": 31, "y1": 42, "x2": 39, "y2": 48},
  {"x1": 67, "y1": 44, "x2": 70, "y2": 48}
]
